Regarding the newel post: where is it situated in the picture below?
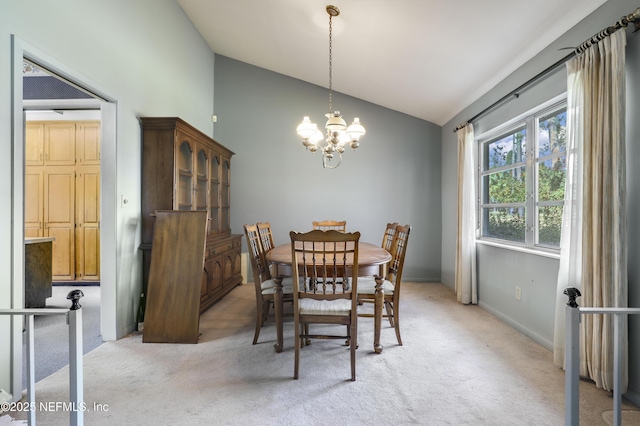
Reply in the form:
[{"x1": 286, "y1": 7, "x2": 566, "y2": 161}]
[
  {"x1": 564, "y1": 287, "x2": 581, "y2": 426},
  {"x1": 67, "y1": 289, "x2": 84, "y2": 426}
]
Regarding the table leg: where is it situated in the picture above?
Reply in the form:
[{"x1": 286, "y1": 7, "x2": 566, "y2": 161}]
[
  {"x1": 374, "y1": 275, "x2": 384, "y2": 354},
  {"x1": 273, "y1": 276, "x2": 284, "y2": 353}
]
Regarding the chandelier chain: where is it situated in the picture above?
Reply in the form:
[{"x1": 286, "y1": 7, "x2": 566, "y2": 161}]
[{"x1": 328, "y1": 13, "x2": 333, "y2": 113}]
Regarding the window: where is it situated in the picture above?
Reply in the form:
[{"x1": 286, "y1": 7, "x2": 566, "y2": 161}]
[{"x1": 478, "y1": 99, "x2": 567, "y2": 251}]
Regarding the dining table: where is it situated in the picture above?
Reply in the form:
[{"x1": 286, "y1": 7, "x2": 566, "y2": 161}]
[{"x1": 265, "y1": 241, "x2": 392, "y2": 354}]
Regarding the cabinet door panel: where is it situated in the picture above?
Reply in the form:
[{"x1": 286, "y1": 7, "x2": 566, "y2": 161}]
[
  {"x1": 201, "y1": 265, "x2": 209, "y2": 300},
  {"x1": 77, "y1": 121, "x2": 101, "y2": 165},
  {"x1": 78, "y1": 226, "x2": 100, "y2": 280},
  {"x1": 209, "y1": 256, "x2": 223, "y2": 296},
  {"x1": 233, "y1": 250, "x2": 242, "y2": 279},
  {"x1": 76, "y1": 169, "x2": 100, "y2": 280},
  {"x1": 48, "y1": 227, "x2": 74, "y2": 280},
  {"x1": 26, "y1": 123, "x2": 44, "y2": 166},
  {"x1": 223, "y1": 254, "x2": 233, "y2": 285},
  {"x1": 78, "y1": 169, "x2": 100, "y2": 223},
  {"x1": 45, "y1": 122, "x2": 76, "y2": 165},
  {"x1": 223, "y1": 249, "x2": 242, "y2": 288},
  {"x1": 25, "y1": 169, "x2": 44, "y2": 237},
  {"x1": 45, "y1": 169, "x2": 75, "y2": 280}
]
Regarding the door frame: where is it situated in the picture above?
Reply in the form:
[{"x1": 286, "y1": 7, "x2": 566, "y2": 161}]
[{"x1": 9, "y1": 35, "x2": 118, "y2": 400}]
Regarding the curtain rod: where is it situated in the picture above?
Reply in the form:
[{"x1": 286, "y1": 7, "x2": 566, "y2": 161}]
[{"x1": 453, "y1": 6, "x2": 640, "y2": 134}]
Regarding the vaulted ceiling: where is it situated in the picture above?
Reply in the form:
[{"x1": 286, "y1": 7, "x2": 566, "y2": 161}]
[{"x1": 177, "y1": 0, "x2": 607, "y2": 126}]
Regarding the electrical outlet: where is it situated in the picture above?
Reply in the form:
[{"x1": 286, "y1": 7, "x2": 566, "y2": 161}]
[{"x1": 515, "y1": 286, "x2": 522, "y2": 301}]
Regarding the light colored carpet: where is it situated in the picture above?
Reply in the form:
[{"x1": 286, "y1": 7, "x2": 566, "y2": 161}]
[{"x1": 5, "y1": 282, "x2": 639, "y2": 425}]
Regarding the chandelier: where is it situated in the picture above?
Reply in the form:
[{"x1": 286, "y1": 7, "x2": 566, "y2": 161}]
[{"x1": 296, "y1": 5, "x2": 366, "y2": 169}]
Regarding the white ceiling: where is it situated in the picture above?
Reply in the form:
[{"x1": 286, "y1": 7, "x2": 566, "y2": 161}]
[{"x1": 177, "y1": 0, "x2": 607, "y2": 126}]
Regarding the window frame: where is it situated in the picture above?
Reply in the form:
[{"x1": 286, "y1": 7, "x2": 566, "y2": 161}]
[{"x1": 475, "y1": 94, "x2": 567, "y2": 254}]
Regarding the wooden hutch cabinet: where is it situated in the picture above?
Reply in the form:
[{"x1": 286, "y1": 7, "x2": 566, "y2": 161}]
[{"x1": 139, "y1": 117, "x2": 242, "y2": 314}]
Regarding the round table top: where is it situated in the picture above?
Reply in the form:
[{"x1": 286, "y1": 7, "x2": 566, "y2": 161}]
[{"x1": 266, "y1": 242, "x2": 391, "y2": 266}]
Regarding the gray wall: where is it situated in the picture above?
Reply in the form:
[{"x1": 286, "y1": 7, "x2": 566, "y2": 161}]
[
  {"x1": 0, "y1": 0, "x2": 216, "y2": 396},
  {"x1": 213, "y1": 55, "x2": 442, "y2": 282},
  {"x1": 441, "y1": 0, "x2": 640, "y2": 403}
]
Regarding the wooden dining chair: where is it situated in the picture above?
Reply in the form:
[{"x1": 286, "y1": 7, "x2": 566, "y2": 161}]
[
  {"x1": 312, "y1": 220, "x2": 347, "y2": 232},
  {"x1": 244, "y1": 224, "x2": 293, "y2": 345},
  {"x1": 289, "y1": 229, "x2": 360, "y2": 380},
  {"x1": 357, "y1": 224, "x2": 411, "y2": 347}
]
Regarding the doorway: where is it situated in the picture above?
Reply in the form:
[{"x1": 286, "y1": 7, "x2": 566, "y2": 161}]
[
  {"x1": 23, "y1": 60, "x2": 103, "y2": 282},
  {"x1": 9, "y1": 37, "x2": 118, "y2": 400},
  {"x1": 22, "y1": 60, "x2": 104, "y2": 387}
]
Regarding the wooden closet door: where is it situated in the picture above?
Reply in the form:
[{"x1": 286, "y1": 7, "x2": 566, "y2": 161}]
[
  {"x1": 25, "y1": 123, "x2": 44, "y2": 166},
  {"x1": 76, "y1": 121, "x2": 101, "y2": 165},
  {"x1": 25, "y1": 169, "x2": 44, "y2": 238},
  {"x1": 44, "y1": 168, "x2": 75, "y2": 280},
  {"x1": 76, "y1": 167, "x2": 100, "y2": 281},
  {"x1": 44, "y1": 122, "x2": 76, "y2": 165}
]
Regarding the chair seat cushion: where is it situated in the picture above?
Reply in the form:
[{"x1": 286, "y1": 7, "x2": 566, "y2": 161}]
[
  {"x1": 357, "y1": 276, "x2": 394, "y2": 295},
  {"x1": 299, "y1": 298, "x2": 352, "y2": 316},
  {"x1": 261, "y1": 276, "x2": 294, "y2": 294}
]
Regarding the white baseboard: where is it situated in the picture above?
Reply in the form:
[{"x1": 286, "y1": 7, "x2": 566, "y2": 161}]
[{"x1": 478, "y1": 301, "x2": 553, "y2": 351}]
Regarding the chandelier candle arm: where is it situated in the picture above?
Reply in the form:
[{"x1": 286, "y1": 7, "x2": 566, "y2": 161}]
[{"x1": 296, "y1": 4, "x2": 366, "y2": 169}]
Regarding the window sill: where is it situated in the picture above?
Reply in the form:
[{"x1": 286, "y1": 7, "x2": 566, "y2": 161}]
[{"x1": 475, "y1": 239, "x2": 561, "y2": 260}]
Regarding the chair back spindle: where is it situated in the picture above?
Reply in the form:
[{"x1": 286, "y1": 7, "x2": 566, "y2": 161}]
[
  {"x1": 387, "y1": 224, "x2": 410, "y2": 286},
  {"x1": 245, "y1": 224, "x2": 271, "y2": 283},
  {"x1": 382, "y1": 222, "x2": 399, "y2": 252},
  {"x1": 257, "y1": 222, "x2": 275, "y2": 252}
]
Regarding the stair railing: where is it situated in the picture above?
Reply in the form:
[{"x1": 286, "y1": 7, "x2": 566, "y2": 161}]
[
  {"x1": 563, "y1": 287, "x2": 640, "y2": 426},
  {"x1": 0, "y1": 289, "x2": 84, "y2": 426}
]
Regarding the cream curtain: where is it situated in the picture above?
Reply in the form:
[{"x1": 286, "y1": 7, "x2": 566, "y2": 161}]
[
  {"x1": 455, "y1": 124, "x2": 477, "y2": 305},
  {"x1": 553, "y1": 28, "x2": 628, "y2": 392}
]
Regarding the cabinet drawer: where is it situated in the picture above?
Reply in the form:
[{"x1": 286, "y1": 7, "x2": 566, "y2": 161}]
[{"x1": 207, "y1": 236, "x2": 241, "y2": 256}]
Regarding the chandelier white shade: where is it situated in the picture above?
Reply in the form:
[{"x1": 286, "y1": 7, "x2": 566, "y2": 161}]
[{"x1": 296, "y1": 5, "x2": 366, "y2": 169}]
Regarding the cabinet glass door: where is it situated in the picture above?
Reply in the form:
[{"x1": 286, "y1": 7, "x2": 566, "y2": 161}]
[
  {"x1": 195, "y1": 148, "x2": 208, "y2": 211},
  {"x1": 221, "y1": 159, "x2": 230, "y2": 232},
  {"x1": 209, "y1": 155, "x2": 220, "y2": 233},
  {"x1": 177, "y1": 140, "x2": 193, "y2": 210}
]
